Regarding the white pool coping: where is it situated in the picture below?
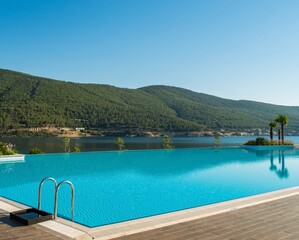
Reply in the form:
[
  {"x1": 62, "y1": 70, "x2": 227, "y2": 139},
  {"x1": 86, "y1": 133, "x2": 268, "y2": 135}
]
[
  {"x1": 0, "y1": 197, "x2": 92, "y2": 240},
  {"x1": 2, "y1": 186, "x2": 299, "y2": 240},
  {"x1": 0, "y1": 154, "x2": 25, "y2": 162}
]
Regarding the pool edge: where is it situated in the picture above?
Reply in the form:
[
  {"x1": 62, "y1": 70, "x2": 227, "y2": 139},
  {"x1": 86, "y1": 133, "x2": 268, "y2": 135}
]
[
  {"x1": 0, "y1": 196, "x2": 92, "y2": 240},
  {"x1": 2, "y1": 186, "x2": 299, "y2": 240}
]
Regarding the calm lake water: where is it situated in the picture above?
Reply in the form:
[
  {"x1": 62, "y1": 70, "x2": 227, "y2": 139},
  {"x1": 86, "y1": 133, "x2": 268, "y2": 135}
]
[{"x1": 1, "y1": 136, "x2": 299, "y2": 154}]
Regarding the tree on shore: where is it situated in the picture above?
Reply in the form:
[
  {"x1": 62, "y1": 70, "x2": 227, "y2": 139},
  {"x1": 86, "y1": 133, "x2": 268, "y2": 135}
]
[
  {"x1": 163, "y1": 135, "x2": 174, "y2": 149},
  {"x1": 278, "y1": 128, "x2": 281, "y2": 141},
  {"x1": 275, "y1": 115, "x2": 288, "y2": 142},
  {"x1": 29, "y1": 147, "x2": 44, "y2": 154},
  {"x1": 115, "y1": 137, "x2": 125, "y2": 150},
  {"x1": 268, "y1": 121, "x2": 276, "y2": 141},
  {"x1": 62, "y1": 137, "x2": 71, "y2": 153},
  {"x1": 73, "y1": 144, "x2": 81, "y2": 152},
  {"x1": 0, "y1": 142, "x2": 18, "y2": 155},
  {"x1": 214, "y1": 133, "x2": 221, "y2": 146}
]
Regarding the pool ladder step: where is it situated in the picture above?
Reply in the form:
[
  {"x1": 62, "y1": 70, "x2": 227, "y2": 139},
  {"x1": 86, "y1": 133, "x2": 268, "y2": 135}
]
[{"x1": 38, "y1": 177, "x2": 74, "y2": 220}]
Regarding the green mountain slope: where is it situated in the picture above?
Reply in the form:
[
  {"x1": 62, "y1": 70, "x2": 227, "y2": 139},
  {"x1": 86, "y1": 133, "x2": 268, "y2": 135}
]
[
  {"x1": 0, "y1": 69, "x2": 298, "y2": 133},
  {"x1": 140, "y1": 86, "x2": 299, "y2": 131},
  {"x1": 0, "y1": 69, "x2": 203, "y2": 132}
]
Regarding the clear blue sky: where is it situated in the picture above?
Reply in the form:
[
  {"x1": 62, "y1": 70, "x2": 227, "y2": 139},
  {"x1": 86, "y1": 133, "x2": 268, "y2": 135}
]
[{"x1": 1, "y1": 0, "x2": 299, "y2": 106}]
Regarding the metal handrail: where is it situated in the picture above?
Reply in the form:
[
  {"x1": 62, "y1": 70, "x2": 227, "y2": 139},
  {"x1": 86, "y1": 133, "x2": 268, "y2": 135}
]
[
  {"x1": 38, "y1": 177, "x2": 57, "y2": 211},
  {"x1": 54, "y1": 180, "x2": 75, "y2": 220}
]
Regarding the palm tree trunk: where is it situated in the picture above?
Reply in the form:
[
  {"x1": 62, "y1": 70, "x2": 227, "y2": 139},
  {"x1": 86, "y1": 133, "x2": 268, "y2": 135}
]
[
  {"x1": 270, "y1": 127, "x2": 273, "y2": 141},
  {"x1": 278, "y1": 129, "x2": 281, "y2": 141},
  {"x1": 281, "y1": 124, "x2": 284, "y2": 143}
]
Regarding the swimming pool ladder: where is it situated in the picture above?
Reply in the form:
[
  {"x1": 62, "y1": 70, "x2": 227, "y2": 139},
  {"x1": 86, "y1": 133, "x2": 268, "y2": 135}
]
[{"x1": 38, "y1": 177, "x2": 75, "y2": 220}]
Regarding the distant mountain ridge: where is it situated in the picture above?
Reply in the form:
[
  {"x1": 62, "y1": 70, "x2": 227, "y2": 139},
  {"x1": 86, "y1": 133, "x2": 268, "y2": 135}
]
[{"x1": 1, "y1": 69, "x2": 299, "y2": 134}]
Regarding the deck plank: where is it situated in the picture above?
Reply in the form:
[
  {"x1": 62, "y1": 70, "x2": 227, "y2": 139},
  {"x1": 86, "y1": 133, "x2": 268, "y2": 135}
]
[
  {"x1": 0, "y1": 208, "x2": 65, "y2": 240},
  {"x1": 112, "y1": 194, "x2": 299, "y2": 240}
]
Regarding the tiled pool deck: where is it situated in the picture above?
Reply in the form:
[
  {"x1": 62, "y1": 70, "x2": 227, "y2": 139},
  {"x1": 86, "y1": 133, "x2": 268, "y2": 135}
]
[{"x1": 2, "y1": 187, "x2": 299, "y2": 239}]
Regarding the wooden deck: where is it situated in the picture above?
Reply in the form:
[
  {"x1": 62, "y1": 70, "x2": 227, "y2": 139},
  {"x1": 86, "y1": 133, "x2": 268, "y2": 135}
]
[
  {"x1": 113, "y1": 194, "x2": 299, "y2": 240},
  {"x1": 2, "y1": 194, "x2": 299, "y2": 239}
]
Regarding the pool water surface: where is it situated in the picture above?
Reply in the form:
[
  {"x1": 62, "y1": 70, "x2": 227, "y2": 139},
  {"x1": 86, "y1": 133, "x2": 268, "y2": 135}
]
[{"x1": 0, "y1": 147, "x2": 299, "y2": 227}]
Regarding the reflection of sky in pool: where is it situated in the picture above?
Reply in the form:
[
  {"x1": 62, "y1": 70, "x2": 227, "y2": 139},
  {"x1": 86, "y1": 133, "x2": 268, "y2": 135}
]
[{"x1": 0, "y1": 148, "x2": 298, "y2": 227}]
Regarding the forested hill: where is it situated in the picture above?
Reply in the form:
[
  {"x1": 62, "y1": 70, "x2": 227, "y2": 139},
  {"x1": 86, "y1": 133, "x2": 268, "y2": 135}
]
[{"x1": 1, "y1": 69, "x2": 299, "y2": 133}]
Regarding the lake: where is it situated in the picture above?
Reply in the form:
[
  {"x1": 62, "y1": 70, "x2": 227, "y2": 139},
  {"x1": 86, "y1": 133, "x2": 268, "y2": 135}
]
[{"x1": 1, "y1": 136, "x2": 299, "y2": 154}]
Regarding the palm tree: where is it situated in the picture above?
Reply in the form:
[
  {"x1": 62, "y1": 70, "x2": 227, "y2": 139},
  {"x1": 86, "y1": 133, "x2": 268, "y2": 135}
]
[
  {"x1": 275, "y1": 115, "x2": 288, "y2": 143},
  {"x1": 268, "y1": 121, "x2": 276, "y2": 141},
  {"x1": 278, "y1": 128, "x2": 281, "y2": 141}
]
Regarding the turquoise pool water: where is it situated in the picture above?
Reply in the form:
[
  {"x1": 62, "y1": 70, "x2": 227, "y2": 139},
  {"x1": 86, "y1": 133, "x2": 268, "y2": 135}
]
[{"x1": 1, "y1": 147, "x2": 299, "y2": 227}]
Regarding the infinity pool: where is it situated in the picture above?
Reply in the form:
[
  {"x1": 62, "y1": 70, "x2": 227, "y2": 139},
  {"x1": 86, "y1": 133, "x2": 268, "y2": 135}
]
[{"x1": 1, "y1": 147, "x2": 299, "y2": 227}]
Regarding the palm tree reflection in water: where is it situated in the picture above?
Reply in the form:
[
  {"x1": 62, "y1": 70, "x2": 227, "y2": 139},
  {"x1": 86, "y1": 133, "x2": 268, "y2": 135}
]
[{"x1": 269, "y1": 150, "x2": 289, "y2": 179}]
